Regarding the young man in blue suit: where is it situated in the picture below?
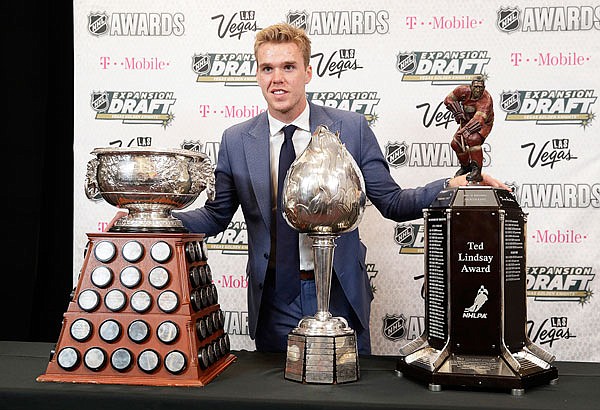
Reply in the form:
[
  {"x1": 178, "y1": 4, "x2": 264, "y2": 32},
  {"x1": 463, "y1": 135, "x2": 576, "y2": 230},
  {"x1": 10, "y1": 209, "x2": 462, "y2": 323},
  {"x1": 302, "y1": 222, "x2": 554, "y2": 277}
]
[{"x1": 175, "y1": 23, "x2": 508, "y2": 355}]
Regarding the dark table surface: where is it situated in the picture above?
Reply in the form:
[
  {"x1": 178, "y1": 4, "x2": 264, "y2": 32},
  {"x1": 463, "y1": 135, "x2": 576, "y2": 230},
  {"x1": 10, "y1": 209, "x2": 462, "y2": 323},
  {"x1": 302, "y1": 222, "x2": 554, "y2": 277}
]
[{"x1": 1, "y1": 341, "x2": 598, "y2": 410}]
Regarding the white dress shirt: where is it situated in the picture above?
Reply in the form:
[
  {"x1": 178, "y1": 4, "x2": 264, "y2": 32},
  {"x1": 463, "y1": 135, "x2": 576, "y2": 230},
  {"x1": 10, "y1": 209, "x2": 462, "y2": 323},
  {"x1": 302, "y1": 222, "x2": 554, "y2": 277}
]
[{"x1": 268, "y1": 104, "x2": 314, "y2": 271}]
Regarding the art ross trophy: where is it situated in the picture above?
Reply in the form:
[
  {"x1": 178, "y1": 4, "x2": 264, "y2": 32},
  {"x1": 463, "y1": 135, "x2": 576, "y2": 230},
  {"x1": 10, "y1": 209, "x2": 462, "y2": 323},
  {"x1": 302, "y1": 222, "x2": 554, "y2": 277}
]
[
  {"x1": 282, "y1": 125, "x2": 365, "y2": 384},
  {"x1": 38, "y1": 146, "x2": 236, "y2": 387}
]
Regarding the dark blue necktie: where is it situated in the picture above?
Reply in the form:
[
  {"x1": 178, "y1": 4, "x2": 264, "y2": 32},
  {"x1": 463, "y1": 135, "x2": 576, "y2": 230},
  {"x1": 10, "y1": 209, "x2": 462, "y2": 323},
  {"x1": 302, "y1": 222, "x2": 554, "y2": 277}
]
[{"x1": 276, "y1": 124, "x2": 300, "y2": 303}]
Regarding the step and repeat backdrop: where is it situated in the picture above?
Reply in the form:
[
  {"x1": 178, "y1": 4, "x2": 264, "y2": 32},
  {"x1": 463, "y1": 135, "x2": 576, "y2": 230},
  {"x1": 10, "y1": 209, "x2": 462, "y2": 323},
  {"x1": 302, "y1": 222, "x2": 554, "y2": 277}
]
[{"x1": 73, "y1": 0, "x2": 600, "y2": 361}]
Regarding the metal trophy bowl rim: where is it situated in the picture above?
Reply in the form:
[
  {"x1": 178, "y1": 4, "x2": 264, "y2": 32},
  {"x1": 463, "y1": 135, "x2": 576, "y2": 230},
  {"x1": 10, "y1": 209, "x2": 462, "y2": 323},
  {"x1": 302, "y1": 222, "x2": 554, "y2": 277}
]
[{"x1": 91, "y1": 146, "x2": 209, "y2": 160}]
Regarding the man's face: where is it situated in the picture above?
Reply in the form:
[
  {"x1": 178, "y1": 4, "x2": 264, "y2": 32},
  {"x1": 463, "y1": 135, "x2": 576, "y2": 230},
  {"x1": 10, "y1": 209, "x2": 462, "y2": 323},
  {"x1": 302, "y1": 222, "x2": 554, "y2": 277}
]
[
  {"x1": 256, "y1": 41, "x2": 312, "y2": 123},
  {"x1": 471, "y1": 81, "x2": 485, "y2": 100}
]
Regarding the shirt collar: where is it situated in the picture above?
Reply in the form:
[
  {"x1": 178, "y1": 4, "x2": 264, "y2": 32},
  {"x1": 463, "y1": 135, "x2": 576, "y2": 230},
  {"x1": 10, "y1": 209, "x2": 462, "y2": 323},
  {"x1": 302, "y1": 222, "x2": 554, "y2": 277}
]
[{"x1": 268, "y1": 102, "x2": 310, "y2": 137}]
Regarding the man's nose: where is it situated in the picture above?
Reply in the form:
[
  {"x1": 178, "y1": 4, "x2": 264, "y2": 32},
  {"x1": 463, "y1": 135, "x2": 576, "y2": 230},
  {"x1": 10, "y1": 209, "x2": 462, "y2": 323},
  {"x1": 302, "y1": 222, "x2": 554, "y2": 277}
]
[{"x1": 272, "y1": 68, "x2": 284, "y2": 82}]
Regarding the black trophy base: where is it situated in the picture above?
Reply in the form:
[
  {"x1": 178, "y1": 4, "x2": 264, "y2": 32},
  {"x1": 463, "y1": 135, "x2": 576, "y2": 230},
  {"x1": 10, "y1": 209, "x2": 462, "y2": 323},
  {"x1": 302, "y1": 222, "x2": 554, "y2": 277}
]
[
  {"x1": 396, "y1": 353, "x2": 558, "y2": 395},
  {"x1": 284, "y1": 333, "x2": 359, "y2": 384}
]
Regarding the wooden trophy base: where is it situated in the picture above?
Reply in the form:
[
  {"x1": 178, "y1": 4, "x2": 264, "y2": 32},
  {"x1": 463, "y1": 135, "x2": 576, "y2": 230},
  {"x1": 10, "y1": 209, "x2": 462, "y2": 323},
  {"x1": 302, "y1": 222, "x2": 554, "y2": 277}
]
[{"x1": 37, "y1": 232, "x2": 235, "y2": 387}]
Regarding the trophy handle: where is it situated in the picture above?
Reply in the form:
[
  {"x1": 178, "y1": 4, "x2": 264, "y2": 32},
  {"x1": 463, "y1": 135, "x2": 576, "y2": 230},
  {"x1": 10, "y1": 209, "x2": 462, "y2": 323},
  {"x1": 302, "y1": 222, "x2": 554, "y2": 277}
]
[
  {"x1": 189, "y1": 157, "x2": 216, "y2": 202},
  {"x1": 84, "y1": 158, "x2": 101, "y2": 200}
]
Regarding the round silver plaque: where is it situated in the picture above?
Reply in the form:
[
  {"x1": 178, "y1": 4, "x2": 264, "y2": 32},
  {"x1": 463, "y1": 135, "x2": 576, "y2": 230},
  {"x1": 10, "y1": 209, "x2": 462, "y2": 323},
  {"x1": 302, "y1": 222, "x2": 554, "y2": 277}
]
[
  {"x1": 190, "y1": 289, "x2": 202, "y2": 311},
  {"x1": 207, "y1": 343, "x2": 216, "y2": 365},
  {"x1": 150, "y1": 241, "x2": 172, "y2": 263},
  {"x1": 212, "y1": 340, "x2": 222, "y2": 360},
  {"x1": 189, "y1": 266, "x2": 201, "y2": 288},
  {"x1": 104, "y1": 289, "x2": 127, "y2": 312},
  {"x1": 193, "y1": 241, "x2": 203, "y2": 261},
  {"x1": 122, "y1": 240, "x2": 144, "y2": 262},
  {"x1": 111, "y1": 348, "x2": 133, "y2": 372},
  {"x1": 196, "y1": 318, "x2": 208, "y2": 340},
  {"x1": 185, "y1": 242, "x2": 197, "y2": 262},
  {"x1": 57, "y1": 347, "x2": 80, "y2": 371},
  {"x1": 90, "y1": 266, "x2": 113, "y2": 288},
  {"x1": 205, "y1": 315, "x2": 214, "y2": 335},
  {"x1": 130, "y1": 290, "x2": 152, "y2": 313},
  {"x1": 138, "y1": 349, "x2": 160, "y2": 373},
  {"x1": 223, "y1": 333, "x2": 231, "y2": 351},
  {"x1": 99, "y1": 319, "x2": 122, "y2": 343},
  {"x1": 211, "y1": 284, "x2": 219, "y2": 305},
  {"x1": 212, "y1": 310, "x2": 223, "y2": 331},
  {"x1": 198, "y1": 347, "x2": 209, "y2": 370},
  {"x1": 157, "y1": 290, "x2": 179, "y2": 313},
  {"x1": 120, "y1": 266, "x2": 142, "y2": 288},
  {"x1": 204, "y1": 264, "x2": 213, "y2": 283},
  {"x1": 94, "y1": 240, "x2": 116, "y2": 263},
  {"x1": 200, "y1": 240, "x2": 208, "y2": 261},
  {"x1": 199, "y1": 287, "x2": 209, "y2": 309},
  {"x1": 77, "y1": 289, "x2": 100, "y2": 312},
  {"x1": 70, "y1": 318, "x2": 93, "y2": 342},
  {"x1": 128, "y1": 319, "x2": 150, "y2": 343},
  {"x1": 164, "y1": 350, "x2": 187, "y2": 374},
  {"x1": 148, "y1": 266, "x2": 170, "y2": 289},
  {"x1": 157, "y1": 320, "x2": 179, "y2": 344},
  {"x1": 84, "y1": 347, "x2": 107, "y2": 371}
]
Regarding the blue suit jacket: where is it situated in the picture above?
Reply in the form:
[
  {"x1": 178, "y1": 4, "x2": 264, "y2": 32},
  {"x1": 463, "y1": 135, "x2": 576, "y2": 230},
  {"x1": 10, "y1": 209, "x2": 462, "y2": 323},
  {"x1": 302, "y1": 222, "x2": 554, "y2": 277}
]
[{"x1": 176, "y1": 102, "x2": 444, "y2": 339}]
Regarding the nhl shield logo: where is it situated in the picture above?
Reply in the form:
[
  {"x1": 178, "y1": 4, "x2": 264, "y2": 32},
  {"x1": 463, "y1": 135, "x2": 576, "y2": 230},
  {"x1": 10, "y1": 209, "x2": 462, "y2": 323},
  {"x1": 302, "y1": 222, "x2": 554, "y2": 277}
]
[
  {"x1": 394, "y1": 224, "x2": 414, "y2": 246},
  {"x1": 90, "y1": 92, "x2": 109, "y2": 112},
  {"x1": 500, "y1": 91, "x2": 521, "y2": 113},
  {"x1": 496, "y1": 7, "x2": 520, "y2": 33},
  {"x1": 287, "y1": 11, "x2": 308, "y2": 31},
  {"x1": 88, "y1": 13, "x2": 109, "y2": 36},
  {"x1": 385, "y1": 142, "x2": 408, "y2": 167},
  {"x1": 396, "y1": 53, "x2": 416, "y2": 74},
  {"x1": 382, "y1": 314, "x2": 406, "y2": 341},
  {"x1": 181, "y1": 140, "x2": 203, "y2": 152},
  {"x1": 192, "y1": 54, "x2": 211, "y2": 75}
]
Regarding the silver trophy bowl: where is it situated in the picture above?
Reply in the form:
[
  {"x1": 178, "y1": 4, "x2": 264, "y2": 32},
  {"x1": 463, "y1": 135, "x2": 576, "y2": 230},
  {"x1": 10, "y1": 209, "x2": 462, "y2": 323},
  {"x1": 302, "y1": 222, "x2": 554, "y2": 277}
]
[
  {"x1": 85, "y1": 147, "x2": 215, "y2": 232},
  {"x1": 283, "y1": 125, "x2": 365, "y2": 384}
]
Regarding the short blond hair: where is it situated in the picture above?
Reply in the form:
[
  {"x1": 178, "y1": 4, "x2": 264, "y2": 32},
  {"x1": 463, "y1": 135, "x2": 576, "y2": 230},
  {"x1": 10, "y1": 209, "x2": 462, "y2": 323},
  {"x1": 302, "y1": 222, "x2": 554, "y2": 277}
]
[{"x1": 254, "y1": 23, "x2": 311, "y2": 67}]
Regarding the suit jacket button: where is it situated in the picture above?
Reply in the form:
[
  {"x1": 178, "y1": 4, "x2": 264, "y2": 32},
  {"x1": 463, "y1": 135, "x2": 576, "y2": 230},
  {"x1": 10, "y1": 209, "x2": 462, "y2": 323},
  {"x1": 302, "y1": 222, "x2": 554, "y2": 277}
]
[
  {"x1": 259, "y1": 283, "x2": 263, "y2": 290},
  {"x1": 263, "y1": 252, "x2": 269, "y2": 259}
]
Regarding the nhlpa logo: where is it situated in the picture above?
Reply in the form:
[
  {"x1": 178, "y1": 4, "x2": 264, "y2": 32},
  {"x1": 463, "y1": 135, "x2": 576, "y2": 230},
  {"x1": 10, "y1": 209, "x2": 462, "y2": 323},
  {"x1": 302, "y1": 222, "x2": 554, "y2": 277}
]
[
  {"x1": 396, "y1": 52, "x2": 416, "y2": 73},
  {"x1": 382, "y1": 314, "x2": 407, "y2": 341},
  {"x1": 88, "y1": 12, "x2": 109, "y2": 36},
  {"x1": 496, "y1": 7, "x2": 521, "y2": 33},
  {"x1": 192, "y1": 54, "x2": 211, "y2": 75},
  {"x1": 463, "y1": 285, "x2": 489, "y2": 319},
  {"x1": 287, "y1": 11, "x2": 308, "y2": 30},
  {"x1": 385, "y1": 142, "x2": 408, "y2": 167},
  {"x1": 500, "y1": 91, "x2": 520, "y2": 113}
]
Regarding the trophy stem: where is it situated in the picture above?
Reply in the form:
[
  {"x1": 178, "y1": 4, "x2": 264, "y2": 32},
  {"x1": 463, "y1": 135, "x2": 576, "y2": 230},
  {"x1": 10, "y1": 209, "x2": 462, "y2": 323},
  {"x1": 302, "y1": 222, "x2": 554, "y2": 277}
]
[{"x1": 310, "y1": 234, "x2": 337, "y2": 320}]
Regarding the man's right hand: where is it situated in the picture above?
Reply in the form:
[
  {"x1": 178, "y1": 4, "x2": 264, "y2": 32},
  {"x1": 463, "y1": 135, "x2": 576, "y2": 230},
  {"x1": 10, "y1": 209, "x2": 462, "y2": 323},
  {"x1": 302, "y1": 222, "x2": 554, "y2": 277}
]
[{"x1": 106, "y1": 210, "x2": 129, "y2": 230}]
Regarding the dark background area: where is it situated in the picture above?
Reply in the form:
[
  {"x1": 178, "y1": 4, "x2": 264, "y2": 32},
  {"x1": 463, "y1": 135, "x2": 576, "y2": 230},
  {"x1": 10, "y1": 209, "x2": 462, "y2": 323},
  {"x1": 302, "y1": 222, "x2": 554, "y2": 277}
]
[{"x1": 2, "y1": 3, "x2": 73, "y2": 342}]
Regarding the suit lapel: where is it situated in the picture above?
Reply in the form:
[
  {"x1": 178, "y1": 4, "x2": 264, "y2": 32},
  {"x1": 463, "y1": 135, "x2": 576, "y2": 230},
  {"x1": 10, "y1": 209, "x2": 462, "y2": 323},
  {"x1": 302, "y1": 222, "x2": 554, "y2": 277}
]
[
  {"x1": 244, "y1": 114, "x2": 273, "y2": 230},
  {"x1": 309, "y1": 102, "x2": 342, "y2": 135}
]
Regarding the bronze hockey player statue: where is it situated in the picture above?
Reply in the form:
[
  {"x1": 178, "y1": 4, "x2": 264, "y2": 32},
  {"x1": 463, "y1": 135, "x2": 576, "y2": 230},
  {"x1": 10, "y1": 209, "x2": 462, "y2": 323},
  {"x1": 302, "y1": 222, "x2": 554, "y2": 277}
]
[{"x1": 444, "y1": 76, "x2": 494, "y2": 183}]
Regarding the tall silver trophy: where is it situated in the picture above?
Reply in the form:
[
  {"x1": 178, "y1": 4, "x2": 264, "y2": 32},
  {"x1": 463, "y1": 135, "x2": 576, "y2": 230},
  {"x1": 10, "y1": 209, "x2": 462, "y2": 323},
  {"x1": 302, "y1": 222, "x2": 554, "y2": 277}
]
[{"x1": 282, "y1": 125, "x2": 366, "y2": 384}]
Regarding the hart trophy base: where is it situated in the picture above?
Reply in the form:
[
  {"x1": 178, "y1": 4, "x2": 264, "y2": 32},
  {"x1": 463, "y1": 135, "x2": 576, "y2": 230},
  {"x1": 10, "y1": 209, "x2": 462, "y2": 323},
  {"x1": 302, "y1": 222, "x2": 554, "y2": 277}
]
[{"x1": 285, "y1": 320, "x2": 359, "y2": 384}]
